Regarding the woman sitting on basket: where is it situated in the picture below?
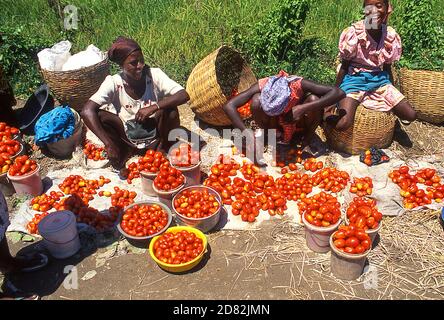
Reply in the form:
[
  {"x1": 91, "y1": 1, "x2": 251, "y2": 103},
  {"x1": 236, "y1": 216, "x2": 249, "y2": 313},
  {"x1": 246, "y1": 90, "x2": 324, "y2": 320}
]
[
  {"x1": 223, "y1": 70, "x2": 345, "y2": 166},
  {"x1": 82, "y1": 36, "x2": 190, "y2": 170},
  {"x1": 329, "y1": 0, "x2": 416, "y2": 131}
]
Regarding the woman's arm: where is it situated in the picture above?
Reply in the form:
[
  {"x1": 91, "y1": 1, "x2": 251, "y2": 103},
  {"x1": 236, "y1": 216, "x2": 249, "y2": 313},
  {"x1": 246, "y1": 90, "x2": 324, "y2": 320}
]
[
  {"x1": 81, "y1": 101, "x2": 121, "y2": 164},
  {"x1": 383, "y1": 63, "x2": 394, "y2": 84},
  {"x1": 223, "y1": 83, "x2": 260, "y2": 132},
  {"x1": 291, "y1": 80, "x2": 346, "y2": 120},
  {"x1": 335, "y1": 59, "x2": 350, "y2": 87},
  {"x1": 135, "y1": 89, "x2": 190, "y2": 123}
]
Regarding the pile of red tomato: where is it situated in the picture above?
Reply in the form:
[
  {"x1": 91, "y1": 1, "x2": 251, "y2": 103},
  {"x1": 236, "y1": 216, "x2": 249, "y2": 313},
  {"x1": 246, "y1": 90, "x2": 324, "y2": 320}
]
[
  {"x1": 230, "y1": 89, "x2": 252, "y2": 118},
  {"x1": 0, "y1": 154, "x2": 12, "y2": 174},
  {"x1": 31, "y1": 191, "x2": 64, "y2": 212},
  {"x1": 126, "y1": 149, "x2": 169, "y2": 184},
  {"x1": 0, "y1": 122, "x2": 20, "y2": 140},
  {"x1": 26, "y1": 212, "x2": 50, "y2": 235},
  {"x1": 54, "y1": 194, "x2": 118, "y2": 231},
  {"x1": 311, "y1": 168, "x2": 350, "y2": 193},
  {"x1": 153, "y1": 230, "x2": 204, "y2": 265},
  {"x1": 153, "y1": 163, "x2": 185, "y2": 192},
  {"x1": 275, "y1": 172, "x2": 313, "y2": 201},
  {"x1": 273, "y1": 149, "x2": 303, "y2": 168},
  {"x1": 99, "y1": 186, "x2": 137, "y2": 209},
  {"x1": 57, "y1": 175, "x2": 111, "y2": 205},
  {"x1": 0, "y1": 139, "x2": 21, "y2": 157},
  {"x1": 332, "y1": 225, "x2": 371, "y2": 254},
  {"x1": 349, "y1": 177, "x2": 373, "y2": 197},
  {"x1": 203, "y1": 157, "x2": 239, "y2": 194},
  {"x1": 298, "y1": 192, "x2": 341, "y2": 227},
  {"x1": 8, "y1": 155, "x2": 38, "y2": 176},
  {"x1": 83, "y1": 142, "x2": 106, "y2": 161},
  {"x1": 174, "y1": 188, "x2": 220, "y2": 219},
  {"x1": 120, "y1": 203, "x2": 169, "y2": 237},
  {"x1": 169, "y1": 143, "x2": 200, "y2": 168},
  {"x1": 346, "y1": 197, "x2": 382, "y2": 230},
  {"x1": 303, "y1": 158, "x2": 324, "y2": 172},
  {"x1": 389, "y1": 165, "x2": 443, "y2": 209}
]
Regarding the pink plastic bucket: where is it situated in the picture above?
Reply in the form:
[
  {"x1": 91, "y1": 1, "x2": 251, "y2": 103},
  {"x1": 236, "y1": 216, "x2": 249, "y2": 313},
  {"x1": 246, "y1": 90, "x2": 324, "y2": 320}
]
[
  {"x1": 329, "y1": 234, "x2": 371, "y2": 280},
  {"x1": 302, "y1": 214, "x2": 341, "y2": 253},
  {"x1": 7, "y1": 164, "x2": 43, "y2": 196}
]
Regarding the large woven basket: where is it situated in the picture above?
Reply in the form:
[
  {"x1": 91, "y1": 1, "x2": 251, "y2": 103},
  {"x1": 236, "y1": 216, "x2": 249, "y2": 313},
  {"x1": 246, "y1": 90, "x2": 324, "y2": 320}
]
[
  {"x1": 324, "y1": 105, "x2": 397, "y2": 155},
  {"x1": 40, "y1": 57, "x2": 110, "y2": 113},
  {"x1": 186, "y1": 46, "x2": 257, "y2": 126},
  {"x1": 398, "y1": 68, "x2": 444, "y2": 124}
]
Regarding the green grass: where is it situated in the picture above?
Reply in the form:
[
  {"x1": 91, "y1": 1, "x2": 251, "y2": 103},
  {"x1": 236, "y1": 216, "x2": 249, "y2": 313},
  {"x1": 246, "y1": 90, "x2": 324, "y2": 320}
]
[{"x1": 1, "y1": 0, "x2": 443, "y2": 96}]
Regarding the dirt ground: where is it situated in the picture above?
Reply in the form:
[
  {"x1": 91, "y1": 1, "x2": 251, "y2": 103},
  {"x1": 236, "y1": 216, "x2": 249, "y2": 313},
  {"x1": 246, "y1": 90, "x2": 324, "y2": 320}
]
[{"x1": 3, "y1": 104, "x2": 444, "y2": 300}]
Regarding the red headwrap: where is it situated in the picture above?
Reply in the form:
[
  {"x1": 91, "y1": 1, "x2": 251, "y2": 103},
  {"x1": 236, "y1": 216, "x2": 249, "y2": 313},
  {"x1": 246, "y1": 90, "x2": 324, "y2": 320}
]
[{"x1": 108, "y1": 36, "x2": 142, "y2": 65}]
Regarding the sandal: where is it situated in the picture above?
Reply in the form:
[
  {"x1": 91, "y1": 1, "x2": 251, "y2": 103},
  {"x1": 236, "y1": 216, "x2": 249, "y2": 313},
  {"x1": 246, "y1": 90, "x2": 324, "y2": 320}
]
[{"x1": 2, "y1": 281, "x2": 41, "y2": 300}]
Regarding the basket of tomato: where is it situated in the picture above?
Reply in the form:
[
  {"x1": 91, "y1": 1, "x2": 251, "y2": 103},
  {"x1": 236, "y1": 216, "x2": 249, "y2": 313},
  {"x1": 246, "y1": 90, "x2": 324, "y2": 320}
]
[
  {"x1": 172, "y1": 186, "x2": 222, "y2": 233},
  {"x1": 153, "y1": 163, "x2": 186, "y2": 209},
  {"x1": 168, "y1": 143, "x2": 201, "y2": 187},
  {"x1": 299, "y1": 192, "x2": 342, "y2": 253},
  {"x1": 117, "y1": 201, "x2": 172, "y2": 244},
  {"x1": 128, "y1": 149, "x2": 169, "y2": 195},
  {"x1": 7, "y1": 155, "x2": 43, "y2": 196},
  {"x1": 345, "y1": 197, "x2": 383, "y2": 242},
  {"x1": 329, "y1": 225, "x2": 372, "y2": 281},
  {"x1": 149, "y1": 226, "x2": 207, "y2": 273}
]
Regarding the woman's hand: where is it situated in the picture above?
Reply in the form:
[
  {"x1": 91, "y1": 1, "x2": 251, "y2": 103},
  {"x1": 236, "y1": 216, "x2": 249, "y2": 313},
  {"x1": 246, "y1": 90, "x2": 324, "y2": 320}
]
[{"x1": 135, "y1": 105, "x2": 158, "y2": 123}]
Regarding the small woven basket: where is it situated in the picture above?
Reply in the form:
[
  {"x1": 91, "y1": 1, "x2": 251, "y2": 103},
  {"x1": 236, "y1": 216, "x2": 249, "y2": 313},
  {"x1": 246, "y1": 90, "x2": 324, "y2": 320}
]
[
  {"x1": 40, "y1": 56, "x2": 110, "y2": 113},
  {"x1": 186, "y1": 46, "x2": 257, "y2": 126},
  {"x1": 399, "y1": 68, "x2": 444, "y2": 124},
  {"x1": 324, "y1": 105, "x2": 396, "y2": 155}
]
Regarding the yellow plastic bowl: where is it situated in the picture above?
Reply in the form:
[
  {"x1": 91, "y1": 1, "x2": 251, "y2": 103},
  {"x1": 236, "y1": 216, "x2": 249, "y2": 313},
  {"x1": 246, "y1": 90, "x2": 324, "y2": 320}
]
[{"x1": 149, "y1": 226, "x2": 208, "y2": 273}]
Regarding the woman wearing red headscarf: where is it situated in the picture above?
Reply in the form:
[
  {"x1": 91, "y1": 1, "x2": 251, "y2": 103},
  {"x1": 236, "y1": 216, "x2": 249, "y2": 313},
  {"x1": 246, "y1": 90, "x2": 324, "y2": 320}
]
[{"x1": 82, "y1": 37, "x2": 190, "y2": 170}]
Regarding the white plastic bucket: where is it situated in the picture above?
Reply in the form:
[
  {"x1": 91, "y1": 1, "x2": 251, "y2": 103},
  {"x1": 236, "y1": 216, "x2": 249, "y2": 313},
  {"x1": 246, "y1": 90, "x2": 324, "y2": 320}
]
[
  {"x1": 329, "y1": 234, "x2": 370, "y2": 281},
  {"x1": 47, "y1": 108, "x2": 84, "y2": 158},
  {"x1": 38, "y1": 210, "x2": 81, "y2": 259},
  {"x1": 171, "y1": 161, "x2": 201, "y2": 187},
  {"x1": 302, "y1": 214, "x2": 341, "y2": 253},
  {"x1": 7, "y1": 164, "x2": 43, "y2": 196},
  {"x1": 140, "y1": 171, "x2": 157, "y2": 197},
  {"x1": 153, "y1": 178, "x2": 186, "y2": 211}
]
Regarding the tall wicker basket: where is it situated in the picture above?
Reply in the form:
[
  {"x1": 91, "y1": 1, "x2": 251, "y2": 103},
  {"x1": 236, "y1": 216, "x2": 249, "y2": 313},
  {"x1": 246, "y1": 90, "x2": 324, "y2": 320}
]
[
  {"x1": 186, "y1": 46, "x2": 257, "y2": 126},
  {"x1": 40, "y1": 57, "x2": 110, "y2": 113},
  {"x1": 324, "y1": 105, "x2": 397, "y2": 155},
  {"x1": 399, "y1": 68, "x2": 444, "y2": 125}
]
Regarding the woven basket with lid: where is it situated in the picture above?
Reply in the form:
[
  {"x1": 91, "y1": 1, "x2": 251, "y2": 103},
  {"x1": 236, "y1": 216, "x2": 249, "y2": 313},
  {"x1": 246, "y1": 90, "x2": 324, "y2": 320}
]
[
  {"x1": 41, "y1": 57, "x2": 110, "y2": 113},
  {"x1": 186, "y1": 46, "x2": 257, "y2": 126},
  {"x1": 398, "y1": 68, "x2": 444, "y2": 125},
  {"x1": 323, "y1": 105, "x2": 396, "y2": 155}
]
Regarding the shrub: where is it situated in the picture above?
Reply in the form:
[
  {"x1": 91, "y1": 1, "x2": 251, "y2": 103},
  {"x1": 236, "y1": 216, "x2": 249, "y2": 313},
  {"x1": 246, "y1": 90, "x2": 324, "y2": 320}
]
[
  {"x1": 0, "y1": 26, "x2": 56, "y2": 97},
  {"x1": 232, "y1": 0, "x2": 337, "y2": 84},
  {"x1": 396, "y1": 0, "x2": 444, "y2": 71}
]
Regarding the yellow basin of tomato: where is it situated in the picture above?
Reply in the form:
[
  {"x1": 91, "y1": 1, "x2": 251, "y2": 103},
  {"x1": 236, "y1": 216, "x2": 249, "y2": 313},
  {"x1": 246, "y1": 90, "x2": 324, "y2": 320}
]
[{"x1": 149, "y1": 226, "x2": 207, "y2": 273}]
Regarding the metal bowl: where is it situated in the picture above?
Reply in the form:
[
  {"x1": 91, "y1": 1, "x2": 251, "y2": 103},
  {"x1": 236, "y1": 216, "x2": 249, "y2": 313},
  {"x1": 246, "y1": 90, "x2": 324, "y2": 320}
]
[
  {"x1": 172, "y1": 185, "x2": 222, "y2": 233},
  {"x1": 117, "y1": 200, "x2": 173, "y2": 242}
]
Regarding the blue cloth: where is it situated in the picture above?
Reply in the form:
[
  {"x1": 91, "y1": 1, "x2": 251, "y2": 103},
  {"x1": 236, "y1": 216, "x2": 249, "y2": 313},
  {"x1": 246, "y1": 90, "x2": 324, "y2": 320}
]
[
  {"x1": 260, "y1": 74, "x2": 301, "y2": 116},
  {"x1": 339, "y1": 71, "x2": 392, "y2": 95},
  {"x1": 34, "y1": 106, "x2": 75, "y2": 146}
]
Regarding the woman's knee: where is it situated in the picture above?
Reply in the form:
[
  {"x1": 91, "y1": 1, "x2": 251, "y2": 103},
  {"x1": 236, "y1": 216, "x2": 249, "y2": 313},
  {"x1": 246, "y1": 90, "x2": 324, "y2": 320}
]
[
  {"x1": 304, "y1": 94, "x2": 319, "y2": 103},
  {"x1": 394, "y1": 100, "x2": 417, "y2": 122},
  {"x1": 334, "y1": 116, "x2": 353, "y2": 131}
]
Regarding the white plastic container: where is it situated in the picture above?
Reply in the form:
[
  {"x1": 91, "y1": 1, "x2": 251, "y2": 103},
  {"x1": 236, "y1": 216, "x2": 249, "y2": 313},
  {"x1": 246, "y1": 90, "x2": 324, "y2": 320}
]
[
  {"x1": 38, "y1": 210, "x2": 81, "y2": 259},
  {"x1": 302, "y1": 214, "x2": 341, "y2": 253}
]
